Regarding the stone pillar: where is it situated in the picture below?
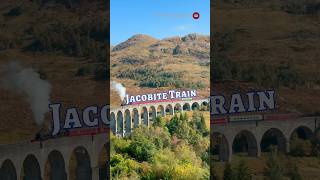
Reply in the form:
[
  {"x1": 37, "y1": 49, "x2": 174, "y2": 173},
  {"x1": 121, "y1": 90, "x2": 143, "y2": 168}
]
[
  {"x1": 15, "y1": 162, "x2": 22, "y2": 180},
  {"x1": 227, "y1": 147, "x2": 232, "y2": 162},
  {"x1": 286, "y1": 139, "x2": 290, "y2": 154},
  {"x1": 92, "y1": 166, "x2": 99, "y2": 180},
  {"x1": 256, "y1": 144, "x2": 261, "y2": 157}
]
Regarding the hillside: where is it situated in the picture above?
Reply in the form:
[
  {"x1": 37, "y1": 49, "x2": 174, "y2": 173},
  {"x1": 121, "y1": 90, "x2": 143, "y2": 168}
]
[
  {"x1": 213, "y1": 0, "x2": 320, "y2": 115},
  {"x1": 0, "y1": 0, "x2": 107, "y2": 144},
  {"x1": 211, "y1": 0, "x2": 320, "y2": 179},
  {"x1": 111, "y1": 33, "x2": 210, "y2": 107}
]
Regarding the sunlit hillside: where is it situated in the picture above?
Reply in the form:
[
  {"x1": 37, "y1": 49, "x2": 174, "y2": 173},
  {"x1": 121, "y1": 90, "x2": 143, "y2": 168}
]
[{"x1": 110, "y1": 34, "x2": 210, "y2": 108}]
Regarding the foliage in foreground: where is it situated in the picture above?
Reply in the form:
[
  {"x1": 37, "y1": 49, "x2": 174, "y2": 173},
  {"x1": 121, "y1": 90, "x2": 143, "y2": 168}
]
[{"x1": 110, "y1": 111, "x2": 209, "y2": 180}]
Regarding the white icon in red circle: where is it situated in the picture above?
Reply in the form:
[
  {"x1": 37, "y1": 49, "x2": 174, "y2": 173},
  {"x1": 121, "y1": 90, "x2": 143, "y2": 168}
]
[{"x1": 192, "y1": 12, "x2": 200, "y2": 20}]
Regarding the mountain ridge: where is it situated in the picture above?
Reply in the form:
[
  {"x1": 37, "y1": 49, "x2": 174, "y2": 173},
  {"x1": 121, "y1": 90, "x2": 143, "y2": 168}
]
[{"x1": 110, "y1": 33, "x2": 210, "y2": 107}]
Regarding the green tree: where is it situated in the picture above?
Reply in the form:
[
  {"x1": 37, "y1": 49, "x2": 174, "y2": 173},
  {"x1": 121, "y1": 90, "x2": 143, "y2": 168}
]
[
  {"x1": 290, "y1": 132, "x2": 312, "y2": 156},
  {"x1": 166, "y1": 114, "x2": 179, "y2": 135},
  {"x1": 264, "y1": 147, "x2": 284, "y2": 180},
  {"x1": 234, "y1": 160, "x2": 251, "y2": 180},
  {"x1": 288, "y1": 161, "x2": 302, "y2": 180},
  {"x1": 110, "y1": 154, "x2": 139, "y2": 178},
  {"x1": 211, "y1": 163, "x2": 220, "y2": 180},
  {"x1": 152, "y1": 116, "x2": 166, "y2": 128},
  {"x1": 223, "y1": 162, "x2": 234, "y2": 180},
  {"x1": 127, "y1": 129, "x2": 156, "y2": 162}
]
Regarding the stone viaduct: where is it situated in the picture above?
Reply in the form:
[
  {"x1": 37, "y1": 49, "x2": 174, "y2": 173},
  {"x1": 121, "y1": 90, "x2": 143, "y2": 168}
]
[
  {"x1": 0, "y1": 132, "x2": 109, "y2": 180},
  {"x1": 110, "y1": 98, "x2": 210, "y2": 136},
  {"x1": 211, "y1": 115, "x2": 320, "y2": 161},
  {"x1": 0, "y1": 98, "x2": 209, "y2": 180}
]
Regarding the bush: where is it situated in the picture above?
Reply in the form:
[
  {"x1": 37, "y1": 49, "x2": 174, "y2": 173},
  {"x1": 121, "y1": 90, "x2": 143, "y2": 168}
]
[
  {"x1": 287, "y1": 160, "x2": 303, "y2": 180},
  {"x1": 290, "y1": 133, "x2": 312, "y2": 156},
  {"x1": 127, "y1": 137, "x2": 156, "y2": 162},
  {"x1": 282, "y1": 0, "x2": 320, "y2": 15},
  {"x1": 213, "y1": 56, "x2": 305, "y2": 89},
  {"x1": 234, "y1": 160, "x2": 251, "y2": 180},
  {"x1": 190, "y1": 111, "x2": 208, "y2": 136},
  {"x1": 117, "y1": 66, "x2": 207, "y2": 89},
  {"x1": 110, "y1": 154, "x2": 140, "y2": 178},
  {"x1": 212, "y1": 163, "x2": 220, "y2": 180},
  {"x1": 94, "y1": 64, "x2": 108, "y2": 81},
  {"x1": 152, "y1": 116, "x2": 166, "y2": 128},
  {"x1": 212, "y1": 54, "x2": 238, "y2": 81},
  {"x1": 213, "y1": 32, "x2": 233, "y2": 52},
  {"x1": 26, "y1": 17, "x2": 106, "y2": 59},
  {"x1": 111, "y1": 112, "x2": 209, "y2": 179},
  {"x1": 223, "y1": 162, "x2": 234, "y2": 180},
  {"x1": 120, "y1": 56, "x2": 144, "y2": 65},
  {"x1": 276, "y1": 64, "x2": 304, "y2": 88},
  {"x1": 264, "y1": 147, "x2": 284, "y2": 180},
  {"x1": 3, "y1": 6, "x2": 22, "y2": 17},
  {"x1": 110, "y1": 134, "x2": 131, "y2": 154},
  {"x1": 76, "y1": 66, "x2": 91, "y2": 76}
]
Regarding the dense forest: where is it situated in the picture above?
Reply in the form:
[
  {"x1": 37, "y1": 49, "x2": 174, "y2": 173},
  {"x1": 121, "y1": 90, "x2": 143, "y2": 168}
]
[{"x1": 110, "y1": 111, "x2": 210, "y2": 179}]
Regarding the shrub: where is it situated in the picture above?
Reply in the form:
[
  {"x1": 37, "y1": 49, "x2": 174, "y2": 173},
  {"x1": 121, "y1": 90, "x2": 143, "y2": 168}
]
[
  {"x1": 276, "y1": 64, "x2": 304, "y2": 88},
  {"x1": 287, "y1": 161, "x2": 302, "y2": 180},
  {"x1": 282, "y1": 0, "x2": 320, "y2": 15},
  {"x1": 110, "y1": 134, "x2": 131, "y2": 154},
  {"x1": 290, "y1": 133, "x2": 312, "y2": 156},
  {"x1": 190, "y1": 111, "x2": 208, "y2": 136},
  {"x1": 234, "y1": 160, "x2": 251, "y2": 180},
  {"x1": 213, "y1": 32, "x2": 233, "y2": 52},
  {"x1": 3, "y1": 6, "x2": 22, "y2": 17},
  {"x1": 94, "y1": 64, "x2": 108, "y2": 81},
  {"x1": 213, "y1": 56, "x2": 305, "y2": 89},
  {"x1": 111, "y1": 111, "x2": 209, "y2": 179},
  {"x1": 212, "y1": 163, "x2": 220, "y2": 180},
  {"x1": 120, "y1": 57, "x2": 144, "y2": 65},
  {"x1": 212, "y1": 54, "x2": 238, "y2": 81},
  {"x1": 142, "y1": 149, "x2": 175, "y2": 180},
  {"x1": 76, "y1": 66, "x2": 91, "y2": 76},
  {"x1": 264, "y1": 147, "x2": 284, "y2": 180},
  {"x1": 127, "y1": 137, "x2": 156, "y2": 162},
  {"x1": 25, "y1": 17, "x2": 106, "y2": 60},
  {"x1": 223, "y1": 162, "x2": 234, "y2": 180},
  {"x1": 172, "y1": 162, "x2": 209, "y2": 180},
  {"x1": 110, "y1": 154, "x2": 140, "y2": 178},
  {"x1": 152, "y1": 116, "x2": 166, "y2": 128}
]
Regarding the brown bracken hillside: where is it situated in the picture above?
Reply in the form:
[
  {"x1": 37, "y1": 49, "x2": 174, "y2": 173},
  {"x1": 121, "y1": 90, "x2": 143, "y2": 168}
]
[
  {"x1": 0, "y1": 0, "x2": 107, "y2": 144},
  {"x1": 111, "y1": 33, "x2": 210, "y2": 107},
  {"x1": 213, "y1": 0, "x2": 320, "y2": 115}
]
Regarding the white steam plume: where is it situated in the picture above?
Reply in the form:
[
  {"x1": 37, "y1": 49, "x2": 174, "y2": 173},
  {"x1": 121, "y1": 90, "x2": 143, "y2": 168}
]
[
  {"x1": 0, "y1": 62, "x2": 51, "y2": 126},
  {"x1": 111, "y1": 81, "x2": 126, "y2": 100}
]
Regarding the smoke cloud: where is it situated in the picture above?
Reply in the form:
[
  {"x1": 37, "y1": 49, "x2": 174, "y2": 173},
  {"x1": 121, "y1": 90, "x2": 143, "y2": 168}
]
[
  {"x1": 111, "y1": 81, "x2": 126, "y2": 101},
  {"x1": 0, "y1": 62, "x2": 51, "y2": 126}
]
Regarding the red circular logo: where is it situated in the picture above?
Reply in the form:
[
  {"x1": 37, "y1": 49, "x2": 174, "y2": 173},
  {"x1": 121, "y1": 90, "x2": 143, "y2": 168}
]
[{"x1": 192, "y1": 12, "x2": 200, "y2": 20}]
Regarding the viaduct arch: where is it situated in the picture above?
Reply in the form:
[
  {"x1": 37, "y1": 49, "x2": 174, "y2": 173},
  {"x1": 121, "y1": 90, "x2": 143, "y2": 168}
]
[{"x1": 211, "y1": 116, "x2": 320, "y2": 161}]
